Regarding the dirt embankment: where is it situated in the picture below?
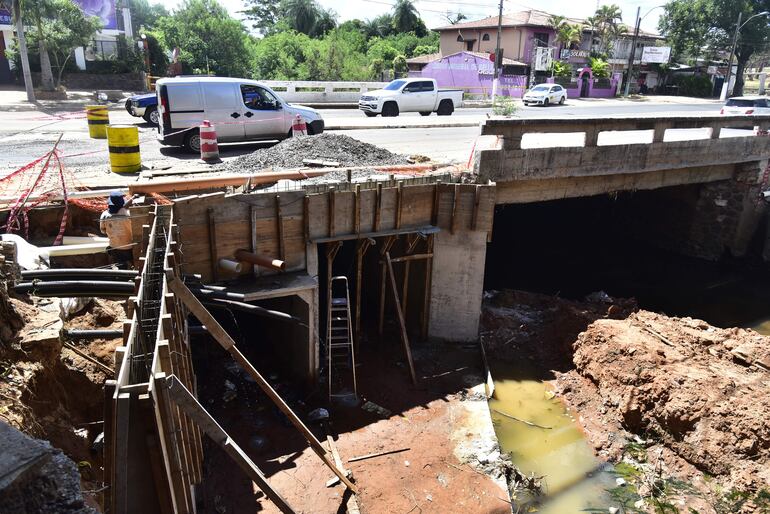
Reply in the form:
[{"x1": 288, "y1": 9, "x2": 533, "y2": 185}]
[{"x1": 482, "y1": 289, "x2": 770, "y2": 513}]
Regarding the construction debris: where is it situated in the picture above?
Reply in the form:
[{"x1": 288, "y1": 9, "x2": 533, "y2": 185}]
[{"x1": 226, "y1": 133, "x2": 410, "y2": 172}]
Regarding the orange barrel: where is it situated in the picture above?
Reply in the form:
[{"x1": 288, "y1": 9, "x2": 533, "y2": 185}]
[
  {"x1": 292, "y1": 114, "x2": 307, "y2": 136},
  {"x1": 200, "y1": 120, "x2": 220, "y2": 162},
  {"x1": 106, "y1": 125, "x2": 141, "y2": 174},
  {"x1": 86, "y1": 105, "x2": 109, "y2": 139}
]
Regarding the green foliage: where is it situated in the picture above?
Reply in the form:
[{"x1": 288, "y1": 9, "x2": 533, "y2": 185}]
[
  {"x1": 392, "y1": 0, "x2": 426, "y2": 36},
  {"x1": 590, "y1": 3, "x2": 625, "y2": 58},
  {"x1": 672, "y1": 74, "x2": 713, "y2": 97},
  {"x1": 491, "y1": 96, "x2": 518, "y2": 116},
  {"x1": 142, "y1": 32, "x2": 169, "y2": 76},
  {"x1": 125, "y1": 0, "x2": 169, "y2": 31},
  {"x1": 240, "y1": 0, "x2": 280, "y2": 34},
  {"x1": 588, "y1": 56, "x2": 611, "y2": 78},
  {"x1": 392, "y1": 54, "x2": 407, "y2": 77},
  {"x1": 550, "y1": 60, "x2": 572, "y2": 78},
  {"x1": 156, "y1": 0, "x2": 250, "y2": 77},
  {"x1": 413, "y1": 44, "x2": 437, "y2": 56}
]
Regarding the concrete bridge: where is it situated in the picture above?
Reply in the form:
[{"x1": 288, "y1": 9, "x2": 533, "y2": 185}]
[{"x1": 474, "y1": 114, "x2": 770, "y2": 260}]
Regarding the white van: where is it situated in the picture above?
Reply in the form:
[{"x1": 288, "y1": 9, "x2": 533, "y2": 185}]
[{"x1": 156, "y1": 76, "x2": 325, "y2": 152}]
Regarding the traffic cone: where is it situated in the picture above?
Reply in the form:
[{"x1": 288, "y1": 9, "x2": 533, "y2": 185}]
[
  {"x1": 292, "y1": 115, "x2": 307, "y2": 137},
  {"x1": 200, "y1": 120, "x2": 220, "y2": 163}
]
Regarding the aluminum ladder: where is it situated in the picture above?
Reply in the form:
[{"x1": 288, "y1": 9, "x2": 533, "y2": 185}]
[{"x1": 326, "y1": 276, "x2": 358, "y2": 401}]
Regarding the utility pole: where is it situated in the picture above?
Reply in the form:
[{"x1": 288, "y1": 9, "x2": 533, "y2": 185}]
[
  {"x1": 623, "y1": 6, "x2": 641, "y2": 97},
  {"x1": 12, "y1": 0, "x2": 35, "y2": 103},
  {"x1": 723, "y1": 12, "x2": 742, "y2": 100},
  {"x1": 491, "y1": 0, "x2": 503, "y2": 100}
]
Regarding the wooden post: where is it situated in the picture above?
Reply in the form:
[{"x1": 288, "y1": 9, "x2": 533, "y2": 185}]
[
  {"x1": 354, "y1": 184, "x2": 361, "y2": 236},
  {"x1": 377, "y1": 236, "x2": 395, "y2": 339},
  {"x1": 165, "y1": 274, "x2": 359, "y2": 493},
  {"x1": 385, "y1": 252, "x2": 417, "y2": 385},
  {"x1": 374, "y1": 182, "x2": 383, "y2": 231},
  {"x1": 402, "y1": 260, "x2": 410, "y2": 320},
  {"x1": 162, "y1": 374, "x2": 297, "y2": 514},
  {"x1": 395, "y1": 181, "x2": 403, "y2": 229},
  {"x1": 354, "y1": 239, "x2": 372, "y2": 347},
  {"x1": 421, "y1": 235, "x2": 434, "y2": 341},
  {"x1": 471, "y1": 185, "x2": 481, "y2": 231},
  {"x1": 103, "y1": 380, "x2": 116, "y2": 510},
  {"x1": 303, "y1": 195, "x2": 310, "y2": 242},
  {"x1": 328, "y1": 187, "x2": 336, "y2": 238},
  {"x1": 450, "y1": 184, "x2": 458, "y2": 235},
  {"x1": 207, "y1": 208, "x2": 218, "y2": 282},
  {"x1": 250, "y1": 205, "x2": 258, "y2": 277},
  {"x1": 275, "y1": 195, "x2": 285, "y2": 261},
  {"x1": 113, "y1": 392, "x2": 131, "y2": 514},
  {"x1": 431, "y1": 182, "x2": 441, "y2": 226}
]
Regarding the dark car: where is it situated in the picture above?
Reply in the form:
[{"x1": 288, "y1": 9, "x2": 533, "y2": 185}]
[{"x1": 125, "y1": 92, "x2": 159, "y2": 125}]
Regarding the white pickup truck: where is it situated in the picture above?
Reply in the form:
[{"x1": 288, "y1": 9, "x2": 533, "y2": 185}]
[{"x1": 358, "y1": 78, "x2": 463, "y2": 117}]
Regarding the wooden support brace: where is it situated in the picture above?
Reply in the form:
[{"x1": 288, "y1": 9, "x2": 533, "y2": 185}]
[
  {"x1": 377, "y1": 236, "x2": 396, "y2": 338},
  {"x1": 275, "y1": 195, "x2": 285, "y2": 261},
  {"x1": 450, "y1": 184, "x2": 458, "y2": 235},
  {"x1": 303, "y1": 195, "x2": 310, "y2": 243},
  {"x1": 385, "y1": 252, "x2": 417, "y2": 385},
  {"x1": 250, "y1": 205, "x2": 258, "y2": 277},
  {"x1": 328, "y1": 187, "x2": 336, "y2": 238},
  {"x1": 395, "y1": 181, "x2": 403, "y2": 230},
  {"x1": 421, "y1": 235, "x2": 434, "y2": 341},
  {"x1": 162, "y1": 374, "x2": 297, "y2": 514},
  {"x1": 374, "y1": 182, "x2": 383, "y2": 231},
  {"x1": 207, "y1": 208, "x2": 218, "y2": 282},
  {"x1": 471, "y1": 185, "x2": 481, "y2": 231},
  {"x1": 354, "y1": 238, "x2": 373, "y2": 346},
  {"x1": 354, "y1": 184, "x2": 361, "y2": 236},
  {"x1": 405, "y1": 234, "x2": 421, "y2": 255},
  {"x1": 431, "y1": 182, "x2": 441, "y2": 226},
  {"x1": 165, "y1": 274, "x2": 359, "y2": 493}
]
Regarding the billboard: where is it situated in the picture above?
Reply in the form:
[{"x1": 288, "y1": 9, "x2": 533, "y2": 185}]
[
  {"x1": 534, "y1": 47, "x2": 553, "y2": 72},
  {"x1": 641, "y1": 46, "x2": 671, "y2": 64},
  {"x1": 73, "y1": 0, "x2": 117, "y2": 30}
]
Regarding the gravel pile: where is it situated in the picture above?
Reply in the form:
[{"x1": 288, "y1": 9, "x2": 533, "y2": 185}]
[{"x1": 226, "y1": 133, "x2": 410, "y2": 172}]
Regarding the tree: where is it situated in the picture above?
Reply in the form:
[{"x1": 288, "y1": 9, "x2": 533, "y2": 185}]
[
  {"x1": 591, "y1": 3, "x2": 624, "y2": 57},
  {"x1": 392, "y1": 54, "x2": 407, "y2": 77},
  {"x1": 442, "y1": 11, "x2": 466, "y2": 25},
  {"x1": 156, "y1": 0, "x2": 249, "y2": 77},
  {"x1": 19, "y1": 0, "x2": 101, "y2": 90},
  {"x1": 392, "y1": 0, "x2": 425, "y2": 36},
  {"x1": 364, "y1": 14, "x2": 394, "y2": 38},
  {"x1": 241, "y1": 0, "x2": 280, "y2": 34},
  {"x1": 556, "y1": 23, "x2": 582, "y2": 51},
  {"x1": 659, "y1": 0, "x2": 770, "y2": 96},
  {"x1": 128, "y1": 0, "x2": 169, "y2": 31}
]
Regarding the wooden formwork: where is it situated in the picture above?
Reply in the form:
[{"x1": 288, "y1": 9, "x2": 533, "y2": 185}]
[{"x1": 105, "y1": 205, "x2": 203, "y2": 514}]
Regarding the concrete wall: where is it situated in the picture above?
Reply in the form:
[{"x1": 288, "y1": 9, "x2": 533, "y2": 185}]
[
  {"x1": 261, "y1": 80, "x2": 389, "y2": 104},
  {"x1": 408, "y1": 52, "x2": 528, "y2": 97},
  {"x1": 429, "y1": 230, "x2": 488, "y2": 341}
]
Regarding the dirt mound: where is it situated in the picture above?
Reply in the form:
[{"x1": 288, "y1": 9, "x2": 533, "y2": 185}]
[
  {"x1": 562, "y1": 311, "x2": 770, "y2": 493},
  {"x1": 226, "y1": 133, "x2": 410, "y2": 171}
]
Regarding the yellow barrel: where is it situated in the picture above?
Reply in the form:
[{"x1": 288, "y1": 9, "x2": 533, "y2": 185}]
[
  {"x1": 86, "y1": 105, "x2": 109, "y2": 139},
  {"x1": 107, "y1": 125, "x2": 141, "y2": 174}
]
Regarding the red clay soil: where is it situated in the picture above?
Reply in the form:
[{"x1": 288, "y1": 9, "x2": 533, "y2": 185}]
[{"x1": 194, "y1": 338, "x2": 511, "y2": 514}]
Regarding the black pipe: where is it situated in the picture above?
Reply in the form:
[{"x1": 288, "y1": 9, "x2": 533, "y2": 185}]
[
  {"x1": 63, "y1": 329, "x2": 123, "y2": 340},
  {"x1": 188, "y1": 325, "x2": 208, "y2": 335},
  {"x1": 187, "y1": 286, "x2": 246, "y2": 301},
  {"x1": 14, "y1": 280, "x2": 135, "y2": 297},
  {"x1": 21, "y1": 269, "x2": 138, "y2": 281},
  {"x1": 200, "y1": 298, "x2": 301, "y2": 324}
]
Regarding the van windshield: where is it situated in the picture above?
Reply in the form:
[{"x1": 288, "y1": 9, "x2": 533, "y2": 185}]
[{"x1": 384, "y1": 80, "x2": 407, "y2": 91}]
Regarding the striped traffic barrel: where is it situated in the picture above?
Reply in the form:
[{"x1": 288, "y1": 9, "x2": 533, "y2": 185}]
[
  {"x1": 86, "y1": 105, "x2": 109, "y2": 139},
  {"x1": 107, "y1": 125, "x2": 141, "y2": 174},
  {"x1": 200, "y1": 120, "x2": 220, "y2": 162}
]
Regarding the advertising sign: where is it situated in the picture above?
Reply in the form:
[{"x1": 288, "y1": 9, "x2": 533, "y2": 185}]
[
  {"x1": 534, "y1": 47, "x2": 553, "y2": 72},
  {"x1": 641, "y1": 46, "x2": 671, "y2": 64},
  {"x1": 0, "y1": 9, "x2": 12, "y2": 26},
  {"x1": 560, "y1": 49, "x2": 590, "y2": 60},
  {"x1": 73, "y1": 0, "x2": 117, "y2": 30}
]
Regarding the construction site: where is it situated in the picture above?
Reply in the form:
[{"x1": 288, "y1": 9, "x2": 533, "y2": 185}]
[{"x1": 1, "y1": 112, "x2": 770, "y2": 514}]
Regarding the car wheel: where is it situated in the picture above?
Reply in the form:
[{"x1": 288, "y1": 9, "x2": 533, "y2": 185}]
[
  {"x1": 183, "y1": 130, "x2": 201, "y2": 154},
  {"x1": 437, "y1": 99, "x2": 453, "y2": 116},
  {"x1": 419, "y1": 111, "x2": 431, "y2": 116},
  {"x1": 364, "y1": 112, "x2": 377, "y2": 117},
  {"x1": 559, "y1": 96, "x2": 565, "y2": 105},
  {"x1": 543, "y1": 98, "x2": 550, "y2": 107},
  {"x1": 382, "y1": 102, "x2": 399, "y2": 117},
  {"x1": 143, "y1": 107, "x2": 159, "y2": 125}
]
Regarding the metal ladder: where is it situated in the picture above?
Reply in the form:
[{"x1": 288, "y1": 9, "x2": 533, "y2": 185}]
[{"x1": 326, "y1": 276, "x2": 358, "y2": 401}]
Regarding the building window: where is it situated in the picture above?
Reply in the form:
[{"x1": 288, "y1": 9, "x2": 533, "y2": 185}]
[
  {"x1": 456, "y1": 34, "x2": 464, "y2": 42},
  {"x1": 534, "y1": 32, "x2": 549, "y2": 47},
  {"x1": 482, "y1": 33, "x2": 490, "y2": 41},
  {"x1": 466, "y1": 40, "x2": 474, "y2": 51}
]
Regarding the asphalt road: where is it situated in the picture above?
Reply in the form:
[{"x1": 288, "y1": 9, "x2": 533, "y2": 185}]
[{"x1": 0, "y1": 101, "x2": 732, "y2": 184}]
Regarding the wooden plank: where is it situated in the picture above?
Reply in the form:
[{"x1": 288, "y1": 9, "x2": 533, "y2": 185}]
[
  {"x1": 165, "y1": 274, "x2": 359, "y2": 493},
  {"x1": 328, "y1": 188, "x2": 336, "y2": 238},
  {"x1": 385, "y1": 252, "x2": 417, "y2": 385},
  {"x1": 103, "y1": 380, "x2": 116, "y2": 511},
  {"x1": 275, "y1": 195, "x2": 285, "y2": 261},
  {"x1": 250, "y1": 205, "x2": 258, "y2": 277},
  {"x1": 471, "y1": 185, "x2": 481, "y2": 231},
  {"x1": 395, "y1": 181, "x2": 403, "y2": 229},
  {"x1": 303, "y1": 195, "x2": 310, "y2": 243},
  {"x1": 431, "y1": 183, "x2": 440, "y2": 226},
  {"x1": 139, "y1": 395, "x2": 174, "y2": 514},
  {"x1": 374, "y1": 182, "x2": 383, "y2": 231},
  {"x1": 450, "y1": 184, "x2": 458, "y2": 235},
  {"x1": 113, "y1": 392, "x2": 131, "y2": 514},
  {"x1": 421, "y1": 236, "x2": 433, "y2": 341},
  {"x1": 354, "y1": 185, "x2": 361, "y2": 236},
  {"x1": 162, "y1": 374, "x2": 296, "y2": 514},
  {"x1": 311, "y1": 225, "x2": 439, "y2": 244}
]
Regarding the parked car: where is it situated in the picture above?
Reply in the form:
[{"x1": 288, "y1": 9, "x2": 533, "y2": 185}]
[
  {"x1": 156, "y1": 77, "x2": 324, "y2": 152},
  {"x1": 522, "y1": 84, "x2": 567, "y2": 106},
  {"x1": 125, "y1": 92, "x2": 159, "y2": 125},
  {"x1": 358, "y1": 78, "x2": 463, "y2": 117},
  {"x1": 720, "y1": 96, "x2": 770, "y2": 115}
]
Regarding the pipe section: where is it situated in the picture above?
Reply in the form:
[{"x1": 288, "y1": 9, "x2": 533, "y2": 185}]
[
  {"x1": 201, "y1": 298, "x2": 301, "y2": 324},
  {"x1": 234, "y1": 250, "x2": 286, "y2": 271},
  {"x1": 218, "y1": 259, "x2": 243, "y2": 274},
  {"x1": 63, "y1": 329, "x2": 123, "y2": 340},
  {"x1": 14, "y1": 280, "x2": 135, "y2": 297},
  {"x1": 21, "y1": 269, "x2": 138, "y2": 281}
]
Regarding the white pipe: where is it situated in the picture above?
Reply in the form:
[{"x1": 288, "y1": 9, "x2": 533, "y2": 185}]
[
  {"x1": 40, "y1": 242, "x2": 108, "y2": 257},
  {"x1": 62, "y1": 236, "x2": 109, "y2": 245},
  {"x1": 218, "y1": 259, "x2": 243, "y2": 274}
]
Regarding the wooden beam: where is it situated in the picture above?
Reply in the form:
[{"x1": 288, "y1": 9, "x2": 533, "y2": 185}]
[
  {"x1": 402, "y1": 260, "x2": 410, "y2": 320},
  {"x1": 380, "y1": 253, "x2": 433, "y2": 264},
  {"x1": 113, "y1": 392, "x2": 131, "y2": 514},
  {"x1": 275, "y1": 195, "x2": 285, "y2": 261},
  {"x1": 354, "y1": 239, "x2": 373, "y2": 347},
  {"x1": 450, "y1": 184, "x2": 458, "y2": 235},
  {"x1": 328, "y1": 187, "x2": 336, "y2": 238},
  {"x1": 421, "y1": 235, "x2": 434, "y2": 341},
  {"x1": 207, "y1": 208, "x2": 218, "y2": 282},
  {"x1": 378, "y1": 236, "x2": 396, "y2": 338},
  {"x1": 250, "y1": 205, "x2": 258, "y2": 277},
  {"x1": 161, "y1": 374, "x2": 297, "y2": 514},
  {"x1": 311, "y1": 225, "x2": 439, "y2": 245},
  {"x1": 385, "y1": 252, "x2": 417, "y2": 385},
  {"x1": 431, "y1": 182, "x2": 441, "y2": 226},
  {"x1": 471, "y1": 185, "x2": 481, "y2": 231},
  {"x1": 374, "y1": 182, "x2": 383, "y2": 231},
  {"x1": 303, "y1": 195, "x2": 310, "y2": 243},
  {"x1": 395, "y1": 181, "x2": 403, "y2": 229},
  {"x1": 354, "y1": 184, "x2": 361, "y2": 236},
  {"x1": 165, "y1": 274, "x2": 359, "y2": 493}
]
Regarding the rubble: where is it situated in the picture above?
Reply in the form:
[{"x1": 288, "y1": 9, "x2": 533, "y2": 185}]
[{"x1": 225, "y1": 133, "x2": 410, "y2": 172}]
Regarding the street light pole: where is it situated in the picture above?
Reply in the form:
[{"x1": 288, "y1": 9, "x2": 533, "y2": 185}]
[
  {"x1": 491, "y1": 0, "x2": 503, "y2": 100},
  {"x1": 623, "y1": 6, "x2": 641, "y2": 97},
  {"x1": 12, "y1": 0, "x2": 35, "y2": 103}
]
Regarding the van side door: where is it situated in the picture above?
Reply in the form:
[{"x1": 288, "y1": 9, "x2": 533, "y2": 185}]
[
  {"x1": 239, "y1": 84, "x2": 288, "y2": 139},
  {"x1": 202, "y1": 82, "x2": 245, "y2": 141}
]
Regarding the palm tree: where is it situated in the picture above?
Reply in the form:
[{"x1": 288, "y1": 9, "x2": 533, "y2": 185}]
[
  {"x1": 557, "y1": 24, "x2": 582, "y2": 51},
  {"x1": 392, "y1": 0, "x2": 420, "y2": 33},
  {"x1": 281, "y1": 0, "x2": 319, "y2": 35},
  {"x1": 593, "y1": 4, "x2": 623, "y2": 57},
  {"x1": 548, "y1": 14, "x2": 566, "y2": 30}
]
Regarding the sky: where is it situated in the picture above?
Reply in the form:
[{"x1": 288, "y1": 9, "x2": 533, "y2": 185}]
[{"x1": 170, "y1": 0, "x2": 666, "y2": 34}]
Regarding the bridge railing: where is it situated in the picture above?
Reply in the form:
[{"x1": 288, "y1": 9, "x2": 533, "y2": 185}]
[
  {"x1": 261, "y1": 80, "x2": 389, "y2": 103},
  {"x1": 481, "y1": 115, "x2": 770, "y2": 150}
]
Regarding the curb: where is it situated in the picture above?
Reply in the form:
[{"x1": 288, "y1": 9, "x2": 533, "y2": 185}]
[{"x1": 327, "y1": 121, "x2": 481, "y2": 130}]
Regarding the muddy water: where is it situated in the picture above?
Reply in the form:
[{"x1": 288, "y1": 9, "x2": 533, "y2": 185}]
[{"x1": 489, "y1": 365, "x2": 616, "y2": 513}]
